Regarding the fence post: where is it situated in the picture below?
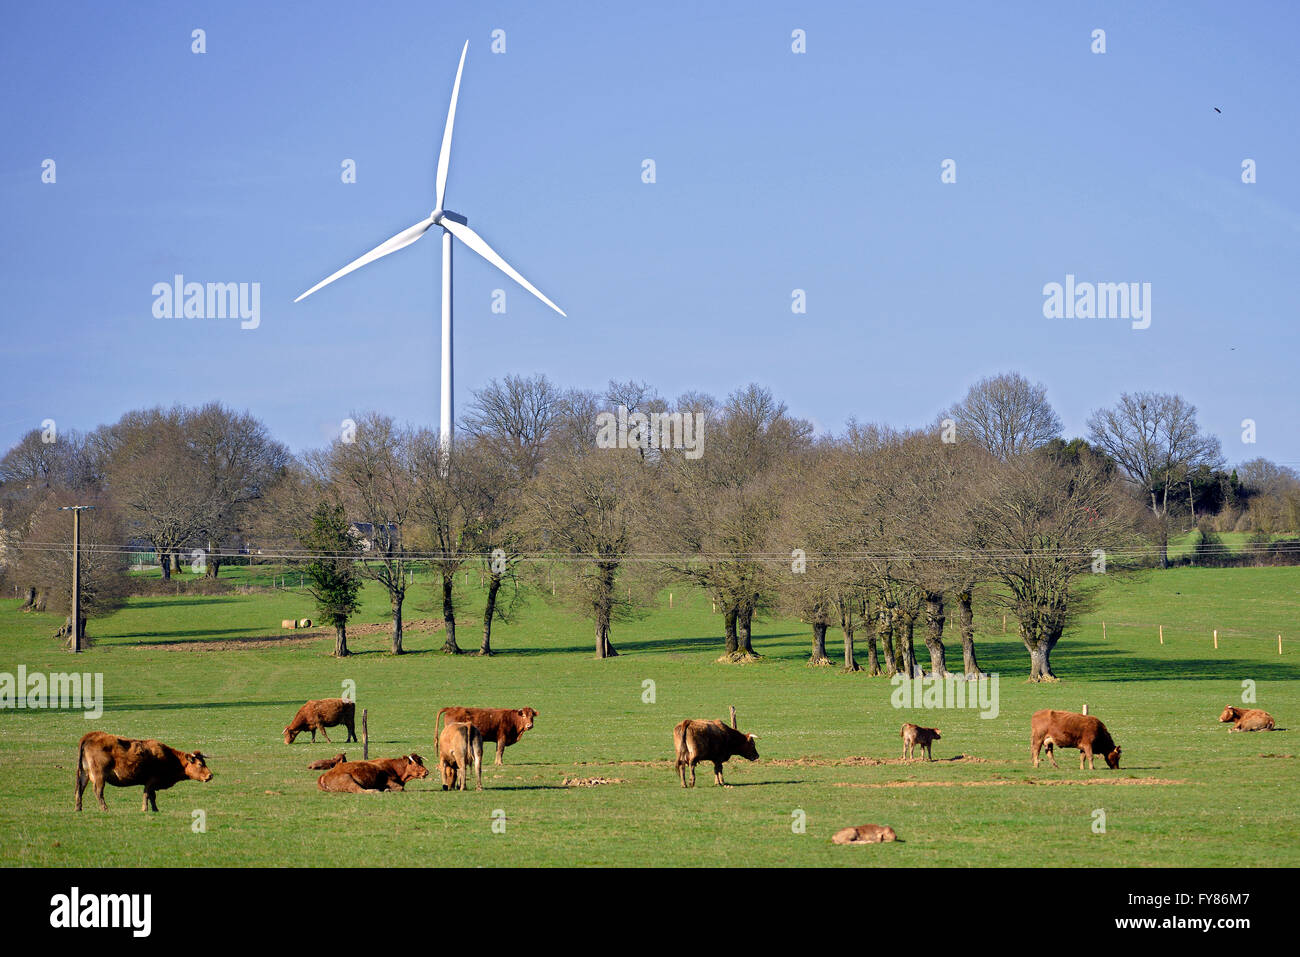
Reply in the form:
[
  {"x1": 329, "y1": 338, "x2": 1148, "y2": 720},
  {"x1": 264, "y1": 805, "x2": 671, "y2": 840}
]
[{"x1": 362, "y1": 708, "x2": 369, "y2": 760}]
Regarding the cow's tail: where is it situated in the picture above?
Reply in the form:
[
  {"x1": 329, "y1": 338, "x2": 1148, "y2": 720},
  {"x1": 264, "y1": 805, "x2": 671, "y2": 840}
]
[
  {"x1": 74, "y1": 736, "x2": 87, "y2": 803},
  {"x1": 434, "y1": 707, "x2": 449, "y2": 746},
  {"x1": 672, "y1": 721, "x2": 687, "y2": 765}
]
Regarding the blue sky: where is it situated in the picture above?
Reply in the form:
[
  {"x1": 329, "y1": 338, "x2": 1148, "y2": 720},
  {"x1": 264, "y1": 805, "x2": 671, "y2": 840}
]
[{"x1": 2, "y1": 1, "x2": 1297, "y2": 466}]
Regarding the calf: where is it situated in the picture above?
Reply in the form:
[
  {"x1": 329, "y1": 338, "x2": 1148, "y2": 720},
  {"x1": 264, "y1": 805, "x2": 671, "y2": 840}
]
[
  {"x1": 316, "y1": 755, "x2": 428, "y2": 794},
  {"x1": 75, "y1": 732, "x2": 213, "y2": 812},
  {"x1": 437, "y1": 721, "x2": 484, "y2": 791},
  {"x1": 673, "y1": 718, "x2": 759, "y2": 788},
  {"x1": 901, "y1": 723, "x2": 941, "y2": 761},
  {"x1": 1219, "y1": 706, "x2": 1275, "y2": 732},
  {"x1": 283, "y1": 698, "x2": 357, "y2": 745},
  {"x1": 435, "y1": 706, "x2": 536, "y2": 765},
  {"x1": 1031, "y1": 709, "x2": 1121, "y2": 770},
  {"x1": 307, "y1": 753, "x2": 348, "y2": 770},
  {"x1": 832, "y1": 824, "x2": 900, "y2": 844}
]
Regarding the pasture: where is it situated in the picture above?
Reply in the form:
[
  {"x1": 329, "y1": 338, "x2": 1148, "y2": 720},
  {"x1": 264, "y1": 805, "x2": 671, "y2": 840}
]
[{"x1": 1, "y1": 566, "x2": 1298, "y2": 867}]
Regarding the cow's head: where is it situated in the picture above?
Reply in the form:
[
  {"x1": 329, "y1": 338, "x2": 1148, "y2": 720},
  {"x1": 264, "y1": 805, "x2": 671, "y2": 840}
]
[
  {"x1": 1104, "y1": 745, "x2": 1122, "y2": 770},
  {"x1": 1219, "y1": 706, "x2": 1240, "y2": 724},
  {"x1": 401, "y1": 754, "x2": 429, "y2": 782},
  {"x1": 283, "y1": 727, "x2": 299, "y2": 745},
  {"x1": 184, "y1": 751, "x2": 214, "y2": 782},
  {"x1": 741, "y1": 733, "x2": 759, "y2": 761},
  {"x1": 930, "y1": 729, "x2": 941, "y2": 739},
  {"x1": 516, "y1": 708, "x2": 538, "y2": 731}
]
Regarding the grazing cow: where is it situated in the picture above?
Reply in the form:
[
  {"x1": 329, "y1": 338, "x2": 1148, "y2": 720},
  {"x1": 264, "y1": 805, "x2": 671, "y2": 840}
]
[
  {"x1": 283, "y1": 698, "x2": 357, "y2": 745},
  {"x1": 673, "y1": 719, "x2": 759, "y2": 788},
  {"x1": 75, "y1": 732, "x2": 213, "y2": 812},
  {"x1": 832, "y1": 824, "x2": 900, "y2": 844},
  {"x1": 901, "y1": 723, "x2": 941, "y2": 761},
  {"x1": 434, "y1": 707, "x2": 536, "y2": 766},
  {"x1": 437, "y1": 721, "x2": 484, "y2": 791},
  {"x1": 1031, "y1": 709, "x2": 1122, "y2": 770},
  {"x1": 1219, "y1": 706, "x2": 1275, "y2": 732},
  {"x1": 316, "y1": 755, "x2": 428, "y2": 794},
  {"x1": 307, "y1": 753, "x2": 347, "y2": 770}
]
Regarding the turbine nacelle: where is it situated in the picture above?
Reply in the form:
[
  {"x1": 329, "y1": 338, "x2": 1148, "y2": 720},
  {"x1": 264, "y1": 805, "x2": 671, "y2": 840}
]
[{"x1": 430, "y1": 209, "x2": 468, "y2": 227}]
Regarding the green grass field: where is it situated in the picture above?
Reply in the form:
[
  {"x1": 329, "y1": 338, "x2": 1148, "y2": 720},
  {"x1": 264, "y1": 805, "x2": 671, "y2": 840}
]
[{"x1": 1, "y1": 566, "x2": 1297, "y2": 867}]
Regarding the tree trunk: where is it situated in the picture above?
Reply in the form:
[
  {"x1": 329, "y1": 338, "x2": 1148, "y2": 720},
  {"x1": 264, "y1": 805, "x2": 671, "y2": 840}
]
[
  {"x1": 922, "y1": 590, "x2": 949, "y2": 676},
  {"x1": 956, "y1": 590, "x2": 984, "y2": 677},
  {"x1": 478, "y1": 573, "x2": 501, "y2": 656},
  {"x1": 901, "y1": 615, "x2": 919, "y2": 677},
  {"x1": 1025, "y1": 625, "x2": 1060, "y2": 682},
  {"x1": 205, "y1": 556, "x2": 222, "y2": 578},
  {"x1": 842, "y1": 624, "x2": 859, "y2": 671},
  {"x1": 737, "y1": 602, "x2": 757, "y2": 656},
  {"x1": 159, "y1": 549, "x2": 171, "y2": 581},
  {"x1": 595, "y1": 563, "x2": 618, "y2": 658},
  {"x1": 334, "y1": 623, "x2": 351, "y2": 657},
  {"x1": 390, "y1": 588, "x2": 405, "y2": 655},
  {"x1": 864, "y1": 628, "x2": 882, "y2": 676},
  {"x1": 809, "y1": 620, "x2": 831, "y2": 665},
  {"x1": 440, "y1": 573, "x2": 460, "y2": 654},
  {"x1": 723, "y1": 604, "x2": 739, "y2": 656},
  {"x1": 878, "y1": 608, "x2": 897, "y2": 677},
  {"x1": 21, "y1": 586, "x2": 35, "y2": 609}
]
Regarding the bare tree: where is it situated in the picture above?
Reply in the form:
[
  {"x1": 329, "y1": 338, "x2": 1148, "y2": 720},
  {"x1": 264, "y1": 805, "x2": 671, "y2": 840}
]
[
  {"x1": 462, "y1": 374, "x2": 567, "y2": 480},
  {"x1": 944, "y1": 372, "x2": 1062, "y2": 461},
  {"x1": 1087, "y1": 392, "x2": 1224, "y2": 568}
]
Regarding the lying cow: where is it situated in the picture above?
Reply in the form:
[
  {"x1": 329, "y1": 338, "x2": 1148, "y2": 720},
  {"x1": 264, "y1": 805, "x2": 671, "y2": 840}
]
[
  {"x1": 901, "y1": 723, "x2": 941, "y2": 761},
  {"x1": 434, "y1": 706, "x2": 536, "y2": 766},
  {"x1": 284, "y1": 698, "x2": 357, "y2": 745},
  {"x1": 673, "y1": 718, "x2": 758, "y2": 788},
  {"x1": 1219, "y1": 706, "x2": 1275, "y2": 732},
  {"x1": 832, "y1": 824, "x2": 900, "y2": 844},
  {"x1": 307, "y1": 753, "x2": 348, "y2": 770},
  {"x1": 1031, "y1": 709, "x2": 1122, "y2": 770},
  {"x1": 437, "y1": 721, "x2": 484, "y2": 791},
  {"x1": 75, "y1": 732, "x2": 213, "y2": 812},
  {"x1": 316, "y1": 755, "x2": 428, "y2": 794}
]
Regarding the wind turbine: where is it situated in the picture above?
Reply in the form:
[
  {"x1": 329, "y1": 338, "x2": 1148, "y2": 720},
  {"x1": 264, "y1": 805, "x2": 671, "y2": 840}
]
[{"x1": 294, "y1": 41, "x2": 566, "y2": 452}]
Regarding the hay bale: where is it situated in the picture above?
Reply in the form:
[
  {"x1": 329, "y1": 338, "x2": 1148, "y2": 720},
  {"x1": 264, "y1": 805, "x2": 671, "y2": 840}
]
[
  {"x1": 281, "y1": 619, "x2": 296, "y2": 630},
  {"x1": 298, "y1": 618, "x2": 312, "y2": 628}
]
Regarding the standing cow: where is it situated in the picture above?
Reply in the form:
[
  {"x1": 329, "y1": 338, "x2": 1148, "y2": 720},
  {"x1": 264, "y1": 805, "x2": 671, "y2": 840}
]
[
  {"x1": 1031, "y1": 709, "x2": 1122, "y2": 770},
  {"x1": 437, "y1": 721, "x2": 484, "y2": 791},
  {"x1": 75, "y1": 732, "x2": 213, "y2": 812},
  {"x1": 283, "y1": 698, "x2": 357, "y2": 745},
  {"x1": 1219, "y1": 706, "x2": 1275, "y2": 732},
  {"x1": 673, "y1": 718, "x2": 759, "y2": 787},
  {"x1": 901, "y1": 723, "x2": 941, "y2": 761},
  {"x1": 434, "y1": 707, "x2": 536, "y2": 765}
]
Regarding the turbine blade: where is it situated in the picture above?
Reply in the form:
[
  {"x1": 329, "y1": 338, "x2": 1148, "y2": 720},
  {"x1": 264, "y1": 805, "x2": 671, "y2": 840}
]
[
  {"x1": 443, "y1": 218, "x2": 566, "y2": 316},
  {"x1": 295, "y1": 216, "x2": 436, "y2": 302},
  {"x1": 436, "y1": 41, "x2": 469, "y2": 211}
]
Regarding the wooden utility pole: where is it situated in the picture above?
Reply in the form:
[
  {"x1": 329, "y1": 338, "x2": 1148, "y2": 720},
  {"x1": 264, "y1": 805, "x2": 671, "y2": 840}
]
[{"x1": 59, "y1": 505, "x2": 95, "y2": 652}]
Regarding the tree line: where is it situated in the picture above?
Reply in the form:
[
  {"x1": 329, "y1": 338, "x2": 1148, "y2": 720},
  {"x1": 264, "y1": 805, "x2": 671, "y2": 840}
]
[{"x1": 2, "y1": 374, "x2": 1296, "y2": 677}]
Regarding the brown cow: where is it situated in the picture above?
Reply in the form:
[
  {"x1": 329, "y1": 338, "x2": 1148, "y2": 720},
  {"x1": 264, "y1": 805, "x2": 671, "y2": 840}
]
[
  {"x1": 75, "y1": 732, "x2": 213, "y2": 812},
  {"x1": 434, "y1": 706, "x2": 536, "y2": 765},
  {"x1": 1031, "y1": 709, "x2": 1122, "y2": 770},
  {"x1": 1219, "y1": 706, "x2": 1275, "y2": 732},
  {"x1": 307, "y1": 753, "x2": 348, "y2": 770},
  {"x1": 673, "y1": 719, "x2": 759, "y2": 787},
  {"x1": 901, "y1": 723, "x2": 941, "y2": 761},
  {"x1": 283, "y1": 698, "x2": 357, "y2": 745},
  {"x1": 832, "y1": 824, "x2": 900, "y2": 844},
  {"x1": 316, "y1": 755, "x2": 428, "y2": 793},
  {"x1": 437, "y1": 721, "x2": 484, "y2": 791}
]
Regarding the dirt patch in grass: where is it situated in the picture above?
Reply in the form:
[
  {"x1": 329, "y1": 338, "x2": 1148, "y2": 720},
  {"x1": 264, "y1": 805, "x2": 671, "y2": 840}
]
[
  {"x1": 154, "y1": 618, "x2": 444, "y2": 651},
  {"x1": 769, "y1": 754, "x2": 996, "y2": 768},
  {"x1": 561, "y1": 777, "x2": 627, "y2": 787},
  {"x1": 1258, "y1": 753, "x2": 1295, "y2": 759},
  {"x1": 572, "y1": 760, "x2": 675, "y2": 769},
  {"x1": 832, "y1": 777, "x2": 1184, "y2": 789}
]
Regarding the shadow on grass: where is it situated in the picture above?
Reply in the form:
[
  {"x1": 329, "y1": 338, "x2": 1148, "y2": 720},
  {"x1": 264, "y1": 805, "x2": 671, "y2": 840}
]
[
  {"x1": 124, "y1": 598, "x2": 240, "y2": 609},
  {"x1": 102, "y1": 698, "x2": 304, "y2": 712}
]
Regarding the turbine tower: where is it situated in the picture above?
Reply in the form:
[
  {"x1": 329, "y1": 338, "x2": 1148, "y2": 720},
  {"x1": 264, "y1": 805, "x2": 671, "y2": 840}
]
[{"x1": 295, "y1": 41, "x2": 566, "y2": 452}]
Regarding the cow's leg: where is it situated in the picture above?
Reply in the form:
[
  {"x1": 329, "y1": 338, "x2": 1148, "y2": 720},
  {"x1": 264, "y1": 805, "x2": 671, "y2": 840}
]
[
  {"x1": 688, "y1": 761, "x2": 696, "y2": 788},
  {"x1": 474, "y1": 749, "x2": 483, "y2": 791},
  {"x1": 713, "y1": 761, "x2": 725, "y2": 786},
  {"x1": 494, "y1": 739, "x2": 504, "y2": 766},
  {"x1": 92, "y1": 772, "x2": 108, "y2": 811},
  {"x1": 1044, "y1": 741, "x2": 1059, "y2": 769},
  {"x1": 310, "y1": 729, "x2": 317, "y2": 743},
  {"x1": 346, "y1": 721, "x2": 357, "y2": 743},
  {"x1": 677, "y1": 758, "x2": 687, "y2": 788},
  {"x1": 924, "y1": 742, "x2": 933, "y2": 762},
  {"x1": 1031, "y1": 735, "x2": 1043, "y2": 768},
  {"x1": 319, "y1": 726, "x2": 332, "y2": 744},
  {"x1": 74, "y1": 761, "x2": 87, "y2": 811}
]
